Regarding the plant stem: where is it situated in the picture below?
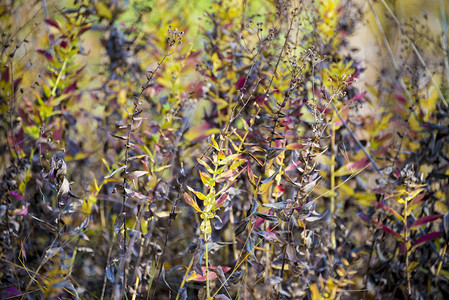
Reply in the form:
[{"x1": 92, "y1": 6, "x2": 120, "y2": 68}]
[
  {"x1": 404, "y1": 197, "x2": 411, "y2": 295},
  {"x1": 51, "y1": 58, "x2": 67, "y2": 97},
  {"x1": 330, "y1": 112, "x2": 336, "y2": 249},
  {"x1": 175, "y1": 254, "x2": 195, "y2": 300},
  {"x1": 204, "y1": 232, "x2": 210, "y2": 299}
]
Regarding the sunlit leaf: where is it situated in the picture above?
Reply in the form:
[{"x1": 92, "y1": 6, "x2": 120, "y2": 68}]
[
  {"x1": 184, "y1": 192, "x2": 202, "y2": 213},
  {"x1": 57, "y1": 177, "x2": 70, "y2": 200},
  {"x1": 301, "y1": 177, "x2": 320, "y2": 194},
  {"x1": 261, "y1": 167, "x2": 280, "y2": 184},
  {"x1": 186, "y1": 186, "x2": 207, "y2": 201},
  {"x1": 104, "y1": 165, "x2": 126, "y2": 179},
  {"x1": 197, "y1": 158, "x2": 214, "y2": 173},
  {"x1": 186, "y1": 266, "x2": 231, "y2": 282},
  {"x1": 124, "y1": 171, "x2": 148, "y2": 180},
  {"x1": 334, "y1": 157, "x2": 370, "y2": 177},
  {"x1": 95, "y1": 2, "x2": 112, "y2": 20},
  {"x1": 199, "y1": 170, "x2": 213, "y2": 187}
]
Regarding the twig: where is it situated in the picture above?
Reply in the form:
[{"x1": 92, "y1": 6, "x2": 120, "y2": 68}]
[{"x1": 324, "y1": 88, "x2": 386, "y2": 179}]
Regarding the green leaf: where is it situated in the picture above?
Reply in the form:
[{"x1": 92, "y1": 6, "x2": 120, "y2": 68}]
[{"x1": 218, "y1": 154, "x2": 240, "y2": 166}]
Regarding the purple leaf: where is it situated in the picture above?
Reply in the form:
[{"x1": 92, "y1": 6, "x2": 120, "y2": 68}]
[
  {"x1": 15, "y1": 206, "x2": 28, "y2": 216},
  {"x1": 357, "y1": 212, "x2": 371, "y2": 224},
  {"x1": 45, "y1": 19, "x2": 60, "y2": 29},
  {"x1": 9, "y1": 191, "x2": 25, "y2": 200},
  {"x1": 37, "y1": 49, "x2": 53, "y2": 61},
  {"x1": 0, "y1": 286, "x2": 23, "y2": 298},
  {"x1": 409, "y1": 214, "x2": 443, "y2": 229},
  {"x1": 63, "y1": 80, "x2": 77, "y2": 94},
  {"x1": 411, "y1": 232, "x2": 443, "y2": 250},
  {"x1": 257, "y1": 230, "x2": 286, "y2": 246}
]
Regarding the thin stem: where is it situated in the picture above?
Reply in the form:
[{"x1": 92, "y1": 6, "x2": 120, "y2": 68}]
[
  {"x1": 404, "y1": 196, "x2": 411, "y2": 295},
  {"x1": 330, "y1": 113, "x2": 337, "y2": 249},
  {"x1": 175, "y1": 253, "x2": 195, "y2": 300},
  {"x1": 204, "y1": 232, "x2": 210, "y2": 299},
  {"x1": 51, "y1": 58, "x2": 67, "y2": 97}
]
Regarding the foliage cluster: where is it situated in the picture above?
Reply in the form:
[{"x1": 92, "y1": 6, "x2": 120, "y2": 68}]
[{"x1": 1, "y1": 0, "x2": 449, "y2": 299}]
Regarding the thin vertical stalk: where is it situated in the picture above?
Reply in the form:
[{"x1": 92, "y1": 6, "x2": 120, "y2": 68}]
[
  {"x1": 175, "y1": 253, "x2": 195, "y2": 300},
  {"x1": 404, "y1": 197, "x2": 411, "y2": 295},
  {"x1": 204, "y1": 232, "x2": 210, "y2": 299},
  {"x1": 330, "y1": 113, "x2": 336, "y2": 249}
]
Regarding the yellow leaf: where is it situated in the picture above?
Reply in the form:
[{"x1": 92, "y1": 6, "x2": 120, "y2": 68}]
[
  {"x1": 408, "y1": 113, "x2": 420, "y2": 131},
  {"x1": 95, "y1": 2, "x2": 112, "y2": 20},
  {"x1": 118, "y1": 89, "x2": 127, "y2": 106},
  {"x1": 310, "y1": 283, "x2": 322, "y2": 300},
  {"x1": 258, "y1": 181, "x2": 273, "y2": 195}
]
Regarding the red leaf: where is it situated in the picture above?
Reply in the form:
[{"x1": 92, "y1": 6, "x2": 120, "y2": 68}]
[
  {"x1": 1, "y1": 67, "x2": 10, "y2": 82},
  {"x1": 411, "y1": 232, "x2": 442, "y2": 250},
  {"x1": 45, "y1": 19, "x2": 60, "y2": 30},
  {"x1": 37, "y1": 49, "x2": 53, "y2": 61},
  {"x1": 409, "y1": 215, "x2": 443, "y2": 229},
  {"x1": 213, "y1": 193, "x2": 227, "y2": 210},
  {"x1": 63, "y1": 80, "x2": 77, "y2": 94},
  {"x1": 235, "y1": 76, "x2": 246, "y2": 89},
  {"x1": 78, "y1": 25, "x2": 93, "y2": 36},
  {"x1": 372, "y1": 220, "x2": 403, "y2": 241},
  {"x1": 369, "y1": 201, "x2": 404, "y2": 221},
  {"x1": 187, "y1": 266, "x2": 231, "y2": 282}
]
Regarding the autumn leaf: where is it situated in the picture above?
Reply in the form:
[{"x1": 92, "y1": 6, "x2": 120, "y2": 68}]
[{"x1": 184, "y1": 192, "x2": 202, "y2": 213}]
